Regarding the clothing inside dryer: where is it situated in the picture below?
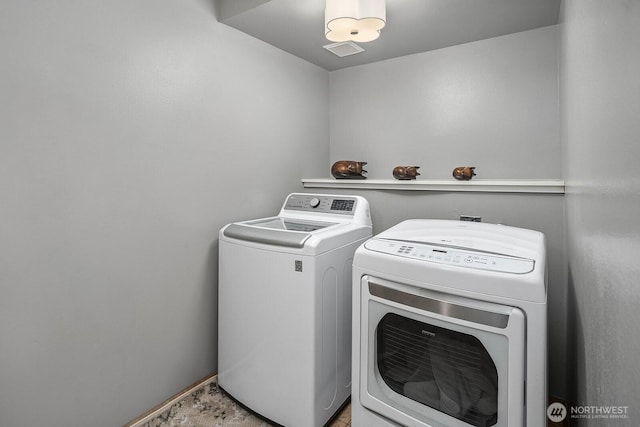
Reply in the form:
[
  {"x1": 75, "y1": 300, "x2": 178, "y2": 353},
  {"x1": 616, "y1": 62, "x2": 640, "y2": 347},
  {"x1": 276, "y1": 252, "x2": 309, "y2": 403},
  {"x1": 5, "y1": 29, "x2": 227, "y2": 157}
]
[{"x1": 376, "y1": 313, "x2": 499, "y2": 427}]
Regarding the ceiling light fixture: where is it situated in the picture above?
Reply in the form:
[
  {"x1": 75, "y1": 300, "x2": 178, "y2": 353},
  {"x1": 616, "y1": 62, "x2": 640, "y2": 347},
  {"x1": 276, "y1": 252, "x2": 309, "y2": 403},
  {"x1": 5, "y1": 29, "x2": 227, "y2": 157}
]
[{"x1": 325, "y1": 0, "x2": 386, "y2": 43}]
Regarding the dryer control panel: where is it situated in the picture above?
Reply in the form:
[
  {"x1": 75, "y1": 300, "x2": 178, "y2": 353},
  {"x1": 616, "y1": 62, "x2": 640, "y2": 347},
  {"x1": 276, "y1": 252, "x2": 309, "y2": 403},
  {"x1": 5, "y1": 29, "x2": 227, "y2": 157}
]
[{"x1": 365, "y1": 238, "x2": 534, "y2": 274}]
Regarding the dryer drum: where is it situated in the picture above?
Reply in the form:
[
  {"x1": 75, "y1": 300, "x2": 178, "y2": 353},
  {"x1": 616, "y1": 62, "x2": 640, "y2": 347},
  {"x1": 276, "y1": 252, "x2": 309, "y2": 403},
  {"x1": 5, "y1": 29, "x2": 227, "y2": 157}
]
[{"x1": 377, "y1": 313, "x2": 498, "y2": 427}]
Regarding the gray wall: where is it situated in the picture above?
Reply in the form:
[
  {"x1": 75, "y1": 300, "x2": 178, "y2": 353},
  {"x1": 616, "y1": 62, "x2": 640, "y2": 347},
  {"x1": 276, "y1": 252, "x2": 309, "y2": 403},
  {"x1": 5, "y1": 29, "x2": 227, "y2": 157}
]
[
  {"x1": 561, "y1": 0, "x2": 640, "y2": 422},
  {"x1": 327, "y1": 26, "x2": 567, "y2": 398},
  {"x1": 0, "y1": 1, "x2": 328, "y2": 426},
  {"x1": 330, "y1": 26, "x2": 560, "y2": 180}
]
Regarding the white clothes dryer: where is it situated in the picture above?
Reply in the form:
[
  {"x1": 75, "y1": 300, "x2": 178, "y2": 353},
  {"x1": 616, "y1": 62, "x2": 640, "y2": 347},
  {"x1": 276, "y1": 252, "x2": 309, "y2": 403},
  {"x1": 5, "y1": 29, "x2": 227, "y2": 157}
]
[
  {"x1": 351, "y1": 219, "x2": 547, "y2": 427},
  {"x1": 218, "y1": 193, "x2": 372, "y2": 427}
]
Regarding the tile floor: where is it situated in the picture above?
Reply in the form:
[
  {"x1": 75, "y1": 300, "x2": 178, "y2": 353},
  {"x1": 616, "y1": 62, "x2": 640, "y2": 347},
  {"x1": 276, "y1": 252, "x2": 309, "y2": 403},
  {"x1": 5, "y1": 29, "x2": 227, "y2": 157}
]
[
  {"x1": 127, "y1": 373, "x2": 565, "y2": 427},
  {"x1": 125, "y1": 374, "x2": 352, "y2": 427},
  {"x1": 327, "y1": 402, "x2": 351, "y2": 427}
]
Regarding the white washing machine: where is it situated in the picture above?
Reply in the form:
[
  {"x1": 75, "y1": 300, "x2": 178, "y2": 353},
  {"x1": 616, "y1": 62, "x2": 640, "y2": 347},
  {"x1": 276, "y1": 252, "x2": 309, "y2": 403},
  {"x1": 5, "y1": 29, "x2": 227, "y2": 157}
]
[
  {"x1": 218, "y1": 193, "x2": 372, "y2": 427},
  {"x1": 351, "y1": 219, "x2": 547, "y2": 427}
]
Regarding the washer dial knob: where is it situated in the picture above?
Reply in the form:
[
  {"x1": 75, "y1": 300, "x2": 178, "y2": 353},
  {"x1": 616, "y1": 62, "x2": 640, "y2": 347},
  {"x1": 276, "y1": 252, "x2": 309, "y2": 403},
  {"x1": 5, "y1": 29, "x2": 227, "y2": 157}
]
[{"x1": 310, "y1": 197, "x2": 320, "y2": 208}]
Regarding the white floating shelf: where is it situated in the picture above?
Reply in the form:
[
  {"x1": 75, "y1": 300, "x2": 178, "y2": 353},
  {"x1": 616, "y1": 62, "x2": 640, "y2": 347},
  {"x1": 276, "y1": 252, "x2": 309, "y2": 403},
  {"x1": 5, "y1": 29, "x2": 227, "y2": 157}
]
[{"x1": 301, "y1": 178, "x2": 565, "y2": 194}]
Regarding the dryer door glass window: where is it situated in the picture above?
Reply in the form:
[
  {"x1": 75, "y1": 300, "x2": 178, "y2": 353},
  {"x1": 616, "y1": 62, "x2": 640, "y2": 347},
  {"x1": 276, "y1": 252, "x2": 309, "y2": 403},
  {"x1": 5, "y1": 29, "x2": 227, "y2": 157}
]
[{"x1": 377, "y1": 313, "x2": 498, "y2": 427}]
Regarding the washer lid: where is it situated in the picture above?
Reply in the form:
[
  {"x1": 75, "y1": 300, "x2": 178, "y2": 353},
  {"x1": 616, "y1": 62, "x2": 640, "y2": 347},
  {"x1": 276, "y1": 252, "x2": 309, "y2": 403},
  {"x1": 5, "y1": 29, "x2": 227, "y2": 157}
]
[{"x1": 222, "y1": 217, "x2": 338, "y2": 248}]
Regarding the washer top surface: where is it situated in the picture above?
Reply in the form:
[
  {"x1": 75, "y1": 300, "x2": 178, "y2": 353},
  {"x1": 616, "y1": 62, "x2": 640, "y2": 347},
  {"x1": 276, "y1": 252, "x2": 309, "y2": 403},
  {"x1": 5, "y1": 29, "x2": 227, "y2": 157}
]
[
  {"x1": 220, "y1": 193, "x2": 372, "y2": 254},
  {"x1": 247, "y1": 217, "x2": 337, "y2": 232},
  {"x1": 356, "y1": 219, "x2": 547, "y2": 302}
]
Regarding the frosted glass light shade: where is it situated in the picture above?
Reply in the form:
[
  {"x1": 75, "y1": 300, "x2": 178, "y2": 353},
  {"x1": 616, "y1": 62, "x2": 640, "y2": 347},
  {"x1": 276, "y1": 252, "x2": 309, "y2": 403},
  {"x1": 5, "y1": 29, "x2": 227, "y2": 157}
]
[{"x1": 325, "y1": 0, "x2": 386, "y2": 43}]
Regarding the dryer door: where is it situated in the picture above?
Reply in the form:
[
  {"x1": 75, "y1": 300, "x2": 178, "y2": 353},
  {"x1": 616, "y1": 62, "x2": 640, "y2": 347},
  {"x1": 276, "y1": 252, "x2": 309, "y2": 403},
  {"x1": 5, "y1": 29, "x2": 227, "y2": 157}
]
[{"x1": 357, "y1": 276, "x2": 526, "y2": 427}]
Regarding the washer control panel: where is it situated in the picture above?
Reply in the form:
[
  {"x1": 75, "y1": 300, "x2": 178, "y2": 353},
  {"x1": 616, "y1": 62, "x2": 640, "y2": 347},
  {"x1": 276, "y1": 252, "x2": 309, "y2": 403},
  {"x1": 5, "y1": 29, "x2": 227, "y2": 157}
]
[
  {"x1": 365, "y1": 238, "x2": 534, "y2": 274},
  {"x1": 284, "y1": 194, "x2": 357, "y2": 215}
]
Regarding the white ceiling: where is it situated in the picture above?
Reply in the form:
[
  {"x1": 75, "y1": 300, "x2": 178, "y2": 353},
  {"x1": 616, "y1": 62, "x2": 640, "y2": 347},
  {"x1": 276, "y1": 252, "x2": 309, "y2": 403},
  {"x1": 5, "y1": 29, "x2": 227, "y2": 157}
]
[{"x1": 216, "y1": 0, "x2": 561, "y2": 71}]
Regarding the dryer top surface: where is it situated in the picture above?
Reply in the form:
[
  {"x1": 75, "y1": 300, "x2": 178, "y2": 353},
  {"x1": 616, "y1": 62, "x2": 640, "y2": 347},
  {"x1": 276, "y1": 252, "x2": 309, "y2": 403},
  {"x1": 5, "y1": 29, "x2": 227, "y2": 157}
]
[
  {"x1": 372, "y1": 219, "x2": 545, "y2": 261},
  {"x1": 356, "y1": 219, "x2": 547, "y2": 302}
]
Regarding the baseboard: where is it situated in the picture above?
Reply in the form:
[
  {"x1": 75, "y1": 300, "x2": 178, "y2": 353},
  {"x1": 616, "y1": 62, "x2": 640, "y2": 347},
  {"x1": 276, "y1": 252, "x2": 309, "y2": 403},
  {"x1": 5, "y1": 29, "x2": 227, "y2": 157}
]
[{"x1": 122, "y1": 373, "x2": 218, "y2": 427}]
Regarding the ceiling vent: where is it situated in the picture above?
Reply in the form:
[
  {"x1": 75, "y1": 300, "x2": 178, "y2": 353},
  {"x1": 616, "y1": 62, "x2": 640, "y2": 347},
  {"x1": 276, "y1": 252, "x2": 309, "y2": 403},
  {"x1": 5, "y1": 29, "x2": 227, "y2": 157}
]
[{"x1": 323, "y1": 41, "x2": 364, "y2": 57}]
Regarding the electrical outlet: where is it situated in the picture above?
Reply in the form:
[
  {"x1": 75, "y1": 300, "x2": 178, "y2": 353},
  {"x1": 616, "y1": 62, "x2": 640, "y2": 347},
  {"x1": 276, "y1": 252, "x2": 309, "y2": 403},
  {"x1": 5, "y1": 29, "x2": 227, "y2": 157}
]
[{"x1": 460, "y1": 215, "x2": 482, "y2": 222}]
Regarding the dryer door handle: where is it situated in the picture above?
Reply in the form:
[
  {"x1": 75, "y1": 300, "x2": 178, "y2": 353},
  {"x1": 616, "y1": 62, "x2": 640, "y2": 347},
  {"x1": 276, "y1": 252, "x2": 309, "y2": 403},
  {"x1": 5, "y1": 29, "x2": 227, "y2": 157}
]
[{"x1": 368, "y1": 281, "x2": 511, "y2": 328}]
